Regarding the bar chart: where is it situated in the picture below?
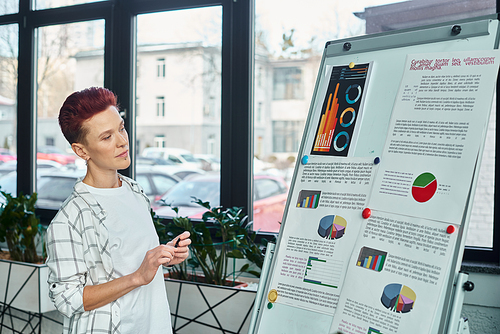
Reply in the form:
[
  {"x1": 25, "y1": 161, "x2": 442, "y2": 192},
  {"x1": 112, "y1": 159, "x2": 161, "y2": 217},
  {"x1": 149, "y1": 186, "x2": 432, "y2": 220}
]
[
  {"x1": 303, "y1": 256, "x2": 342, "y2": 288},
  {"x1": 296, "y1": 190, "x2": 321, "y2": 209},
  {"x1": 356, "y1": 247, "x2": 387, "y2": 272}
]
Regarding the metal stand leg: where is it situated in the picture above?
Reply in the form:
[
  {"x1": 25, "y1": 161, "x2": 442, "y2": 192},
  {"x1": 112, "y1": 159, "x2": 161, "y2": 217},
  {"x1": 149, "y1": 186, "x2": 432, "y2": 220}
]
[
  {"x1": 446, "y1": 272, "x2": 474, "y2": 334},
  {"x1": 247, "y1": 242, "x2": 275, "y2": 334}
]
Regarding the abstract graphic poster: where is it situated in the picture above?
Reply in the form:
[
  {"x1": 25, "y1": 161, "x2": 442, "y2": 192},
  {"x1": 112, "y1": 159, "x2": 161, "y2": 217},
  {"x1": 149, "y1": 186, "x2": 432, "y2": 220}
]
[{"x1": 311, "y1": 63, "x2": 372, "y2": 157}]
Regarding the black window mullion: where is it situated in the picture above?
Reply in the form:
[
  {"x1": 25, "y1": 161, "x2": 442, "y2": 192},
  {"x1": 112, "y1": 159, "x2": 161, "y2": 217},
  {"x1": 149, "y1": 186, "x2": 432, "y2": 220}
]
[
  {"x1": 16, "y1": 0, "x2": 36, "y2": 196},
  {"x1": 27, "y1": 2, "x2": 111, "y2": 27},
  {"x1": 104, "y1": 0, "x2": 135, "y2": 179},
  {"x1": 220, "y1": 0, "x2": 253, "y2": 218},
  {"x1": 128, "y1": 0, "x2": 222, "y2": 15}
]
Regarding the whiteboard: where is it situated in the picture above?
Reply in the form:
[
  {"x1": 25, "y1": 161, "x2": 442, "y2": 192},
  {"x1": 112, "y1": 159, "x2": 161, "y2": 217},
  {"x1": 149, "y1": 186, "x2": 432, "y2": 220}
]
[{"x1": 251, "y1": 15, "x2": 500, "y2": 334}]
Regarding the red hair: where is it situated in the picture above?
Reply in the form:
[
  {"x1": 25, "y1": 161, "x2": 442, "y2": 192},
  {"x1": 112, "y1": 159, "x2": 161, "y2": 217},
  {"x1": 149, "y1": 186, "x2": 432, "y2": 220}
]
[{"x1": 58, "y1": 87, "x2": 119, "y2": 144}]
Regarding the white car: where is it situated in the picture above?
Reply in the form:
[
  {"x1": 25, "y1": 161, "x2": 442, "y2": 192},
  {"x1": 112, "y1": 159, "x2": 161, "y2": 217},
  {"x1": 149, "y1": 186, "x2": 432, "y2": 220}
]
[{"x1": 142, "y1": 147, "x2": 203, "y2": 170}]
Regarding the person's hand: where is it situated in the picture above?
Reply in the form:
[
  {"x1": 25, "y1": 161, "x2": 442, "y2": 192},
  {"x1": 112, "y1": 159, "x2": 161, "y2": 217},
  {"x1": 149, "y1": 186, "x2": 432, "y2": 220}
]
[
  {"x1": 133, "y1": 244, "x2": 175, "y2": 286},
  {"x1": 167, "y1": 231, "x2": 191, "y2": 265}
]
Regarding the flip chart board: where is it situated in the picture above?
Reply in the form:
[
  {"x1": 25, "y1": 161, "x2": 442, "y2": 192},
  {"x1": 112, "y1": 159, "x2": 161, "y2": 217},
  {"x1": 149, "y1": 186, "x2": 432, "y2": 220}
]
[{"x1": 251, "y1": 15, "x2": 500, "y2": 334}]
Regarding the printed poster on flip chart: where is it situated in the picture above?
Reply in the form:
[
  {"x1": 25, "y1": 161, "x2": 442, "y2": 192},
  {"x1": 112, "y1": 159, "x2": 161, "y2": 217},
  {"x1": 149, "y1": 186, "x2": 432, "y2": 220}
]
[
  {"x1": 311, "y1": 62, "x2": 373, "y2": 157},
  {"x1": 328, "y1": 211, "x2": 458, "y2": 334},
  {"x1": 266, "y1": 156, "x2": 376, "y2": 315},
  {"x1": 263, "y1": 50, "x2": 500, "y2": 326},
  {"x1": 369, "y1": 50, "x2": 500, "y2": 224}
]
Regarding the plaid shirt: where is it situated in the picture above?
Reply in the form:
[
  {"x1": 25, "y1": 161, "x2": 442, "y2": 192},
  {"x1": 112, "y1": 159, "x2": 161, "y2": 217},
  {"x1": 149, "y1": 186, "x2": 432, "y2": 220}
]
[{"x1": 46, "y1": 175, "x2": 151, "y2": 334}]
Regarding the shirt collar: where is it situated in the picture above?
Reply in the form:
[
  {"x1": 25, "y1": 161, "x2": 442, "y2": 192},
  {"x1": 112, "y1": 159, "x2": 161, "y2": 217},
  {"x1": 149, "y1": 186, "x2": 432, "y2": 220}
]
[{"x1": 72, "y1": 174, "x2": 148, "y2": 217}]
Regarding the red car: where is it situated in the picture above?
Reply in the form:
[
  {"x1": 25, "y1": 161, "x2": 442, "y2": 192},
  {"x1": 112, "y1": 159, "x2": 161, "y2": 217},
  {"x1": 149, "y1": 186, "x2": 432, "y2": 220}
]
[
  {"x1": 152, "y1": 173, "x2": 288, "y2": 233},
  {"x1": 37, "y1": 146, "x2": 76, "y2": 165},
  {"x1": 0, "y1": 148, "x2": 16, "y2": 164}
]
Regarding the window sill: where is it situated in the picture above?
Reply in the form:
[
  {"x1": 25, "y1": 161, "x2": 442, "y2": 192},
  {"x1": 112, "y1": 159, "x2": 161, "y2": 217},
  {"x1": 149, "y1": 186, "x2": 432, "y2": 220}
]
[{"x1": 461, "y1": 261, "x2": 500, "y2": 275}]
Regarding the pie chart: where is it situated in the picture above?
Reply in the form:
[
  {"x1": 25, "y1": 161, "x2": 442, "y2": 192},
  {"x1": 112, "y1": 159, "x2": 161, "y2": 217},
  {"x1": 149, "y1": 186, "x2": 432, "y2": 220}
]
[
  {"x1": 381, "y1": 283, "x2": 416, "y2": 313},
  {"x1": 318, "y1": 215, "x2": 347, "y2": 239},
  {"x1": 412, "y1": 172, "x2": 437, "y2": 203}
]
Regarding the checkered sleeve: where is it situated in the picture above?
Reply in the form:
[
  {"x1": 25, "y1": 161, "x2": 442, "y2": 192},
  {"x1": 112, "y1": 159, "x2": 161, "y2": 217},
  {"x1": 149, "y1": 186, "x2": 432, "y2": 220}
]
[{"x1": 46, "y1": 199, "x2": 87, "y2": 318}]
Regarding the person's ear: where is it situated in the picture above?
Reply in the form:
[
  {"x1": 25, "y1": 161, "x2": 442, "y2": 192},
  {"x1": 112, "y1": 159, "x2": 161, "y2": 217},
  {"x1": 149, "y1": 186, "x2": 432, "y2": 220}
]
[{"x1": 72, "y1": 142, "x2": 89, "y2": 161}]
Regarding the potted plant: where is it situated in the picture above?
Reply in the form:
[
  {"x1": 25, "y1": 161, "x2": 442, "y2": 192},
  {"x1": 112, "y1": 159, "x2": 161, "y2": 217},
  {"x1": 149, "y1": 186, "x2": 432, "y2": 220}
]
[
  {"x1": 153, "y1": 198, "x2": 267, "y2": 334},
  {"x1": 0, "y1": 191, "x2": 40, "y2": 263},
  {"x1": 0, "y1": 190, "x2": 55, "y2": 323}
]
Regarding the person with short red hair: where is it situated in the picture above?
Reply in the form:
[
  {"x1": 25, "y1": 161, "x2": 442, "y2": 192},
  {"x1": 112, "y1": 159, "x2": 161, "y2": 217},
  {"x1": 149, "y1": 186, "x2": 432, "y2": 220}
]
[{"x1": 46, "y1": 87, "x2": 190, "y2": 334}]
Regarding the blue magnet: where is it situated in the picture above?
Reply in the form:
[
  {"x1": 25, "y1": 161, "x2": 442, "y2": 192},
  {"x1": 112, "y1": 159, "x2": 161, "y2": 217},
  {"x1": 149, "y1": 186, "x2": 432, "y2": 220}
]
[
  {"x1": 374, "y1": 157, "x2": 380, "y2": 165},
  {"x1": 301, "y1": 155, "x2": 309, "y2": 165}
]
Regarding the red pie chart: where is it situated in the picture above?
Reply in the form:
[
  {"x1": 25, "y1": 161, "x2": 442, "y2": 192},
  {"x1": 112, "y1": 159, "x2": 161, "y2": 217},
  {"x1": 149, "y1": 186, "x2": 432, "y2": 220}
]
[{"x1": 412, "y1": 172, "x2": 437, "y2": 203}]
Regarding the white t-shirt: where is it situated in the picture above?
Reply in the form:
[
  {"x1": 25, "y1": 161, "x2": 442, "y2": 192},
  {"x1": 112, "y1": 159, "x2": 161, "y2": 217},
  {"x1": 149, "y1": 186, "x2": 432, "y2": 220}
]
[{"x1": 85, "y1": 182, "x2": 172, "y2": 334}]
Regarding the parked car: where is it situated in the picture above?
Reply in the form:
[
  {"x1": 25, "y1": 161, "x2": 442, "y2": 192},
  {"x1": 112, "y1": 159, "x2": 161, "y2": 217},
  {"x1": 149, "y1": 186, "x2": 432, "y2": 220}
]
[
  {"x1": 0, "y1": 159, "x2": 63, "y2": 178},
  {"x1": 135, "y1": 166, "x2": 181, "y2": 201},
  {"x1": 142, "y1": 147, "x2": 203, "y2": 170},
  {"x1": 152, "y1": 172, "x2": 288, "y2": 233},
  {"x1": 136, "y1": 156, "x2": 175, "y2": 166},
  {"x1": 35, "y1": 168, "x2": 181, "y2": 210},
  {"x1": 0, "y1": 172, "x2": 17, "y2": 196},
  {"x1": 37, "y1": 145, "x2": 76, "y2": 165},
  {"x1": 0, "y1": 148, "x2": 16, "y2": 164},
  {"x1": 194, "y1": 154, "x2": 221, "y2": 171},
  {"x1": 137, "y1": 157, "x2": 204, "y2": 180}
]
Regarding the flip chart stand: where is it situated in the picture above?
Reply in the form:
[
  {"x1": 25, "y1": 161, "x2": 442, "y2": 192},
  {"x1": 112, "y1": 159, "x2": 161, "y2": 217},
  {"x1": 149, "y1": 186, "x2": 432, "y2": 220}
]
[
  {"x1": 247, "y1": 242, "x2": 275, "y2": 334},
  {"x1": 446, "y1": 272, "x2": 474, "y2": 334}
]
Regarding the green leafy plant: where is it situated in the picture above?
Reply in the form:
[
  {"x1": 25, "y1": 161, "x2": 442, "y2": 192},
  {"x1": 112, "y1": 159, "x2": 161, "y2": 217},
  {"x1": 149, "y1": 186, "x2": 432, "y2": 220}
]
[
  {"x1": 0, "y1": 191, "x2": 41, "y2": 263},
  {"x1": 153, "y1": 198, "x2": 265, "y2": 286}
]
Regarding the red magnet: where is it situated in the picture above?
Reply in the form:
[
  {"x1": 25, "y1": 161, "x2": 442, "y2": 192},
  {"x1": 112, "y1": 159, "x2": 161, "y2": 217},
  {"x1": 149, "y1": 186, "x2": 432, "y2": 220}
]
[
  {"x1": 446, "y1": 225, "x2": 456, "y2": 234},
  {"x1": 362, "y1": 208, "x2": 372, "y2": 219}
]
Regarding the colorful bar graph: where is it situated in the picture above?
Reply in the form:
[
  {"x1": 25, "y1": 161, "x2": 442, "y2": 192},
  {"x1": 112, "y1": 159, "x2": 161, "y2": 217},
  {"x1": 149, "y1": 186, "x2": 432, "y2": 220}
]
[
  {"x1": 356, "y1": 247, "x2": 387, "y2": 272},
  {"x1": 296, "y1": 190, "x2": 321, "y2": 209},
  {"x1": 313, "y1": 83, "x2": 339, "y2": 152}
]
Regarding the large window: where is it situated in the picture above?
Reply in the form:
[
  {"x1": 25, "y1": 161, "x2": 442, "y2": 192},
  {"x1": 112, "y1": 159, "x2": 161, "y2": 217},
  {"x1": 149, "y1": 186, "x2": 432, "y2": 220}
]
[
  {"x1": 135, "y1": 7, "x2": 223, "y2": 217},
  {"x1": 0, "y1": 0, "x2": 496, "y2": 264}
]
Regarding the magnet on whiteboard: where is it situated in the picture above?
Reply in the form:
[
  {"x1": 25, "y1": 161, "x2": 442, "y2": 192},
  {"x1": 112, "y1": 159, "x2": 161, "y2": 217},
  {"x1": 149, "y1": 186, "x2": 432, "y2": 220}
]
[
  {"x1": 301, "y1": 155, "x2": 309, "y2": 165},
  {"x1": 268, "y1": 289, "x2": 278, "y2": 303},
  {"x1": 374, "y1": 157, "x2": 381, "y2": 165},
  {"x1": 446, "y1": 225, "x2": 456, "y2": 234},
  {"x1": 362, "y1": 208, "x2": 372, "y2": 219},
  {"x1": 349, "y1": 62, "x2": 355, "y2": 68},
  {"x1": 267, "y1": 302, "x2": 274, "y2": 309}
]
